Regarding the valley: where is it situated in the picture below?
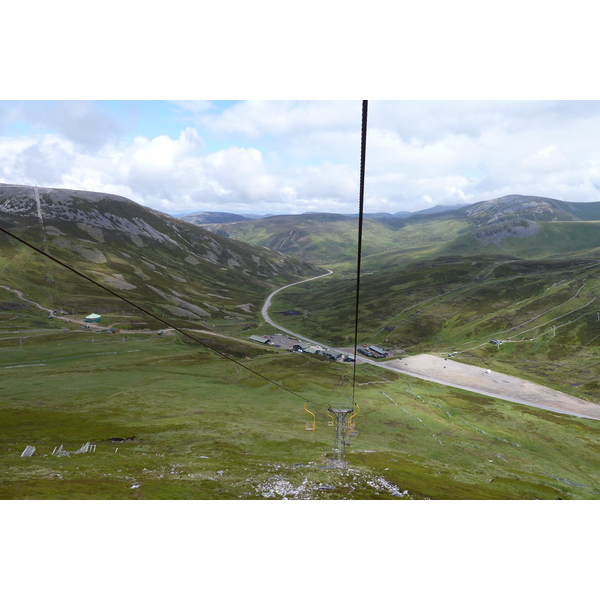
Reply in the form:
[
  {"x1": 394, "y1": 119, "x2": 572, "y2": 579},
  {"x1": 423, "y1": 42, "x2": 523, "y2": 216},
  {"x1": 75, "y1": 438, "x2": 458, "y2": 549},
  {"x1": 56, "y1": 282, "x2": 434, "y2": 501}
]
[{"x1": 4, "y1": 186, "x2": 600, "y2": 499}]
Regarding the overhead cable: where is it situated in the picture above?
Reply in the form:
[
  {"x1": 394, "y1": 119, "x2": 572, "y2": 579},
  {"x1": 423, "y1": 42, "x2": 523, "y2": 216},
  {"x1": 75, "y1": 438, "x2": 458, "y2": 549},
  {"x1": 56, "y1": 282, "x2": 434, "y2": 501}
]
[
  {"x1": 0, "y1": 224, "x2": 330, "y2": 408},
  {"x1": 352, "y1": 100, "x2": 369, "y2": 405}
]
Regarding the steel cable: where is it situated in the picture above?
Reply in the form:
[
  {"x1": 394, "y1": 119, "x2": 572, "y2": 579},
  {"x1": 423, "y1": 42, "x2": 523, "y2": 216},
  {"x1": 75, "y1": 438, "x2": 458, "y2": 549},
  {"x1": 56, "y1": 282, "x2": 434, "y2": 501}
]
[
  {"x1": 0, "y1": 224, "x2": 331, "y2": 409},
  {"x1": 351, "y1": 100, "x2": 369, "y2": 406}
]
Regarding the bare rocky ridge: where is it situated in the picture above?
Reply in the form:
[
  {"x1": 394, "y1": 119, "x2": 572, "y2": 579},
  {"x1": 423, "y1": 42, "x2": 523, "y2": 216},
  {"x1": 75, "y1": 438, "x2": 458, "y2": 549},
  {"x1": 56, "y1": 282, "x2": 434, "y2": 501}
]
[{"x1": 0, "y1": 183, "x2": 324, "y2": 322}]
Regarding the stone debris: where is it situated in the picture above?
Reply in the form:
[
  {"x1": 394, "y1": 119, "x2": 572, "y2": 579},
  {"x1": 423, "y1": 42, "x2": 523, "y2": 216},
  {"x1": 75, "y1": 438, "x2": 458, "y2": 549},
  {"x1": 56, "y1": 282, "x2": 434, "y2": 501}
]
[
  {"x1": 251, "y1": 466, "x2": 412, "y2": 500},
  {"x1": 365, "y1": 476, "x2": 410, "y2": 497}
]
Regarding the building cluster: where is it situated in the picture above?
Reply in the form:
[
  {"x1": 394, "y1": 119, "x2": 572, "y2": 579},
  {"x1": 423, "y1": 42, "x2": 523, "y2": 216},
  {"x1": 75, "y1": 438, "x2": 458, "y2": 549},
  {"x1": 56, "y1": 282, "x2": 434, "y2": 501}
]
[
  {"x1": 249, "y1": 334, "x2": 355, "y2": 362},
  {"x1": 290, "y1": 341, "x2": 352, "y2": 362},
  {"x1": 357, "y1": 344, "x2": 388, "y2": 358}
]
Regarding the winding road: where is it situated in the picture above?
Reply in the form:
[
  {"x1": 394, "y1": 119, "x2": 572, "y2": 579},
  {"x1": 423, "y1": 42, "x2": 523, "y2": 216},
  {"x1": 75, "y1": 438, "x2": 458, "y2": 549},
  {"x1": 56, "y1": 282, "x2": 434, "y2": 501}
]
[
  {"x1": 261, "y1": 269, "x2": 333, "y2": 344},
  {"x1": 5, "y1": 269, "x2": 600, "y2": 422},
  {"x1": 260, "y1": 272, "x2": 600, "y2": 422}
]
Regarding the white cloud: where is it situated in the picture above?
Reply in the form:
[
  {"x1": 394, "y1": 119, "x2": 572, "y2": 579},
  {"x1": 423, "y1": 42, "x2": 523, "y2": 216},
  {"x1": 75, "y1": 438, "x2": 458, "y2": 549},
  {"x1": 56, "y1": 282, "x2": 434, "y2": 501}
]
[
  {"x1": 3, "y1": 100, "x2": 600, "y2": 215},
  {"x1": 0, "y1": 134, "x2": 74, "y2": 186},
  {"x1": 202, "y1": 100, "x2": 360, "y2": 139}
]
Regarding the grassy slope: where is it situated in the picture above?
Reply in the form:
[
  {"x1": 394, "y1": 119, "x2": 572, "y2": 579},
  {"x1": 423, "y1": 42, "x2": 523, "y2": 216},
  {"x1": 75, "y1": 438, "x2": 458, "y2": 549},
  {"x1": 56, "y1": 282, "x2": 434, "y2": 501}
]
[
  {"x1": 2, "y1": 332, "x2": 600, "y2": 499},
  {"x1": 270, "y1": 255, "x2": 600, "y2": 401},
  {"x1": 205, "y1": 213, "x2": 471, "y2": 267},
  {"x1": 443, "y1": 221, "x2": 600, "y2": 259},
  {"x1": 0, "y1": 231, "x2": 323, "y2": 336},
  {"x1": 5, "y1": 192, "x2": 600, "y2": 499}
]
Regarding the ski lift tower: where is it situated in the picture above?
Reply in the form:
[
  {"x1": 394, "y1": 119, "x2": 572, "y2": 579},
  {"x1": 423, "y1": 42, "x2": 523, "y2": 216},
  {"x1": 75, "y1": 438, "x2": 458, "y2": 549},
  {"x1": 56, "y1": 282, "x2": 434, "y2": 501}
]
[{"x1": 328, "y1": 400, "x2": 354, "y2": 469}]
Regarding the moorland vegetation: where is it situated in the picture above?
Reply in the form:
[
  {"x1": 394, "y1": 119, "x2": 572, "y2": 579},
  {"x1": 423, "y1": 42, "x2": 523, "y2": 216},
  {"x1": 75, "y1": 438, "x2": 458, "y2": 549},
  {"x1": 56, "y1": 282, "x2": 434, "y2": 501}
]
[{"x1": 3, "y1": 186, "x2": 600, "y2": 499}]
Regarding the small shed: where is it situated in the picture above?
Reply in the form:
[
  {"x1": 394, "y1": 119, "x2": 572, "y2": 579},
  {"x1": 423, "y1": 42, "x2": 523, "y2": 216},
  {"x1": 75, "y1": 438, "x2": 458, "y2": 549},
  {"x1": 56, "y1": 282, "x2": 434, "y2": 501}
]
[{"x1": 85, "y1": 313, "x2": 102, "y2": 323}]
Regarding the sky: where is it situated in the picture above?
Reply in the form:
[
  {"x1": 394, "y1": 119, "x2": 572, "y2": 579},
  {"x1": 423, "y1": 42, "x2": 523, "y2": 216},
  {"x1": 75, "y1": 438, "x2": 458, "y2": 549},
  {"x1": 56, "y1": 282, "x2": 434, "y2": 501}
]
[{"x1": 3, "y1": 99, "x2": 600, "y2": 216}]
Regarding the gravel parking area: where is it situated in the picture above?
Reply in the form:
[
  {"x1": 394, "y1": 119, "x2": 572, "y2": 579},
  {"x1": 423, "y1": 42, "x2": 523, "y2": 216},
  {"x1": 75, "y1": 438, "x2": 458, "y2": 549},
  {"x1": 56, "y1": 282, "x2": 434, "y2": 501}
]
[
  {"x1": 383, "y1": 354, "x2": 600, "y2": 421},
  {"x1": 263, "y1": 332, "x2": 300, "y2": 350}
]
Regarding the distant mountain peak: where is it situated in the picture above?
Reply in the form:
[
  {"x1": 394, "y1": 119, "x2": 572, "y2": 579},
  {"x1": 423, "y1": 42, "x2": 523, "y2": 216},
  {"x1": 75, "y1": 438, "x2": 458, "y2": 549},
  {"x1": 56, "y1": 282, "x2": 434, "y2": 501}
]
[
  {"x1": 179, "y1": 211, "x2": 252, "y2": 225},
  {"x1": 465, "y1": 194, "x2": 577, "y2": 224}
]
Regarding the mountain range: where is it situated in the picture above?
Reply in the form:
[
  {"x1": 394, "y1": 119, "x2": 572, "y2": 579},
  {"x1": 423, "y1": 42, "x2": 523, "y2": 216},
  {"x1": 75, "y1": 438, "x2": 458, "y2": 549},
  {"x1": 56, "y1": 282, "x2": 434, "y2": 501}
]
[
  {"x1": 196, "y1": 195, "x2": 600, "y2": 266},
  {"x1": 4, "y1": 185, "x2": 600, "y2": 500},
  {"x1": 178, "y1": 203, "x2": 468, "y2": 226}
]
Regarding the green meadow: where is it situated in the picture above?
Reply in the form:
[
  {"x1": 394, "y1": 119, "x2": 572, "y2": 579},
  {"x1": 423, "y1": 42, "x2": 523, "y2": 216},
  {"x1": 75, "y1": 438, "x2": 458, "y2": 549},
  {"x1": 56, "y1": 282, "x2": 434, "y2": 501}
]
[
  {"x1": 2, "y1": 330, "x2": 600, "y2": 499},
  {"x1": 4, "y1": 192, "x2": 600, "y2": 500},
  {"x1": 271, "y1": 255, "x2": 600, "y2": 400}
]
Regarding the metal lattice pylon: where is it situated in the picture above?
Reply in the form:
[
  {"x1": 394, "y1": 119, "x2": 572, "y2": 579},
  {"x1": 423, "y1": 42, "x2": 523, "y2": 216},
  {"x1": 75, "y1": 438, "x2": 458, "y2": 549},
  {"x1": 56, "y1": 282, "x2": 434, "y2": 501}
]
[{"x1": 329, "y1": 401, "x2": 354, "y2": 469}]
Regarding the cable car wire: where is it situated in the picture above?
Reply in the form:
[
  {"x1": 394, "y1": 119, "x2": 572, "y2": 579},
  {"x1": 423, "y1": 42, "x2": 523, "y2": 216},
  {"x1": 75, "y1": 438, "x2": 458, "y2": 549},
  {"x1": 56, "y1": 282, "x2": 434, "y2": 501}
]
[
  {"x1": 0, "y1": 101, "x2": 369, "y2": 415},
  {"x1": 0, "y1": 223, "x2": 331, "y2": 409},
  {"x1": 351, "y1": 100, "x2": 369, "y2": 406}
]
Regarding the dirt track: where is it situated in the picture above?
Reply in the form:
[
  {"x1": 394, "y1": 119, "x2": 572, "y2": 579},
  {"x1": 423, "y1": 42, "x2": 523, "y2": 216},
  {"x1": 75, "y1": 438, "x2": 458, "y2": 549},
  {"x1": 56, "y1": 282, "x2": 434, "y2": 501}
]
[{"x1": 380, "y1": 354, "x2": 600, "y2": 421}]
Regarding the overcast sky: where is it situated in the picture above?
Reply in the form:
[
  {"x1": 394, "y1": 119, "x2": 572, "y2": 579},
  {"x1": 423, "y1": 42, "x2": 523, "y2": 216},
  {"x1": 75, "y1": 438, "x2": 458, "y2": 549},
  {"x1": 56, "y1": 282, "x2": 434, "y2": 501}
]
[{"x1": 3, "y1": 99, "x2": 600, "y2": 216}]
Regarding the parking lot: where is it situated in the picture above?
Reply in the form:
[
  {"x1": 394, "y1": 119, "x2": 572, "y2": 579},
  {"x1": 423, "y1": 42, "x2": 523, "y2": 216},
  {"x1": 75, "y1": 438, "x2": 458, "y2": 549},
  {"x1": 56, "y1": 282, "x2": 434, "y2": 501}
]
[{"x1": 262, "y1": 332, "x2": 301, "y2": 350}]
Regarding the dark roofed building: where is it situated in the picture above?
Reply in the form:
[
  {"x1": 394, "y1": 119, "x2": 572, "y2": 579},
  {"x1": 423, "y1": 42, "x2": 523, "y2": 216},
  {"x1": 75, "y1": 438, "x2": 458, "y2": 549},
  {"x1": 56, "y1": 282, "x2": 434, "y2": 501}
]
[
  {"x1": 249, "y1": 335, "x2": 271, "y2": 344},
  {"x1": 369, "y1": 345, "x2": 388, "y2": 357},
  {"x1": 293, "y1": 342, "x2": 312, "y2": 352}
]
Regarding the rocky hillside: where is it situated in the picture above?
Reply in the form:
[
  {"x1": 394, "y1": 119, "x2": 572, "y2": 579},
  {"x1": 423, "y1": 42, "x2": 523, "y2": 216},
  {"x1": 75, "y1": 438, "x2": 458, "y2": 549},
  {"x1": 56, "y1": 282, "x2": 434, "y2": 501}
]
[
  {"x1": 437, "y1": 195, "x2": 600, "y2": 257},
  {"x1": 461, "y1": 195, "x2": 600, "y2": 223},
  {"x1": 0, "y1": 184, "x2": 324, "y2": 323}
]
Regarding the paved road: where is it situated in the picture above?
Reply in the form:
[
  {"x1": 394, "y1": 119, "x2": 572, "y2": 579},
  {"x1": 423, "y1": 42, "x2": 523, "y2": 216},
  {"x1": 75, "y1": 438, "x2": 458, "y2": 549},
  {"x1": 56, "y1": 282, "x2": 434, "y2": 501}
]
[
  {"x1": 261, "y1": 270, "x2": 333, "y2": 345},
  {"x1": 260, "y1": 275, "x2": 600, "y2": 422}
]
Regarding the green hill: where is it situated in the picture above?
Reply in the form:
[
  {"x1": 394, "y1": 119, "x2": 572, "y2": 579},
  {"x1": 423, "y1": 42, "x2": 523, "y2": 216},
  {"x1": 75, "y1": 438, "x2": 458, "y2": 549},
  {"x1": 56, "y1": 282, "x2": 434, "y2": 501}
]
[
  {"x1": 201, "y1": 195, "x2": 600, "y2": 269},
  {"x1": 5, "y1": 187, "x2": 600, "y2": 500},
  {"x1": 0, "y1": 184, "x2": 325, "y2": 328},
  {"x1": 204, "y1": 211, "x2": 471, "y2": 267},
  {"x1": 179, "y1": 211, "x2": 252, "y2": 225},
  {"x1": 271, "y1": 252, "x2": 600, "y2": 401}
]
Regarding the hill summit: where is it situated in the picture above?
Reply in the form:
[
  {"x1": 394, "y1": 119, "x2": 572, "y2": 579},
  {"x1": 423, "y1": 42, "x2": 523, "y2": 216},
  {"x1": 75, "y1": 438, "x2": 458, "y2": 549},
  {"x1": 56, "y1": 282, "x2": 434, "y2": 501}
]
[{"x1": 462, "y1": 194, "x2": 600, "y2": 223}]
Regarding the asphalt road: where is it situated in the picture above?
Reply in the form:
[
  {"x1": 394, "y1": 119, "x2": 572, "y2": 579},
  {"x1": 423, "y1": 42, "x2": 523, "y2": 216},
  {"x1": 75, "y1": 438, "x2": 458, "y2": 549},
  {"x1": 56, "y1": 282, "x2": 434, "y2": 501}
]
[
  {"x1": 261, "y1": 270, "x2": 333, "y2": 345},
  {"x1": 260, "y1": 275, "x2": 600, "y2": 422}
]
